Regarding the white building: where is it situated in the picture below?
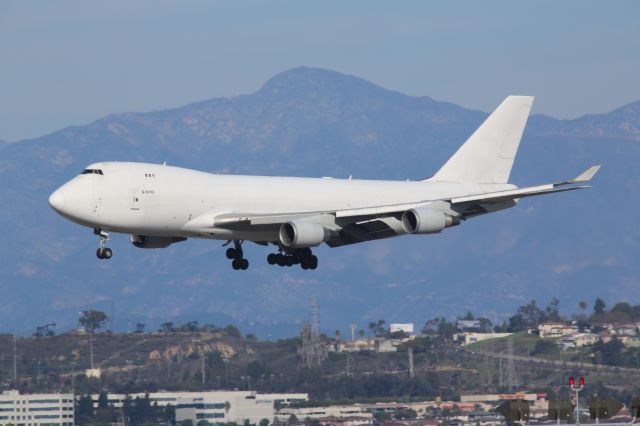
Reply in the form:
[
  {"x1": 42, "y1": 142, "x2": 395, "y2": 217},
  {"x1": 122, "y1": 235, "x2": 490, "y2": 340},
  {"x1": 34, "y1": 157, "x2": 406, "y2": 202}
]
[
  {"x1": 558, "y1": 333, "x2": 599, "y2": 350},
  {"x1": 175, "y1": 391, "x2": 274, "y2": 425},
  {"x1": 91, "y1": 391, "x2": 307, "y2": 409},
  {"x1": 0, "y1": 390, "x2": 74, "y2": 426},
  {"x1": 389, "y1": 323, "x2": 414, "y2": 334},
  {"x1": 276, "y1": 405, "x2": 373, "y2": 422},
  {"x1": 537, "y1": 323, "x2": 578, "y2": 338},
  {"x1": 456, "y1": 332, "x2": 513, "y2": 346}
]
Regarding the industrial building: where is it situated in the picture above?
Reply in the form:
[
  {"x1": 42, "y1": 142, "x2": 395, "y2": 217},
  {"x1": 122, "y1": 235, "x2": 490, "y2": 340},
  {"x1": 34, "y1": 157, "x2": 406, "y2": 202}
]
[
  {"x1": 90, "y1": 391, "x2": 308, "y2": 409},
  {"x1": 0, "y1": 390, "x2": 74, "y2": 426},
  {"x1": 175, "y1": 391, "x2": 274, "y2": 425}
]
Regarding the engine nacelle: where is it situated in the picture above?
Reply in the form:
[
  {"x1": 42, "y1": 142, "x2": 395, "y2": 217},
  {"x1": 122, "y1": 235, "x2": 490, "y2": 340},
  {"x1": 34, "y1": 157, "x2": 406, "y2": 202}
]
[
  {"x1": 130, "y1": 235, "x2": 187, "y2": 249},
  {"x1": 401, "y1": 207, "x2": 458, "y2": 234},
  {"x1": 279, "y1": 221, "x2": 330, "y2": 248}
]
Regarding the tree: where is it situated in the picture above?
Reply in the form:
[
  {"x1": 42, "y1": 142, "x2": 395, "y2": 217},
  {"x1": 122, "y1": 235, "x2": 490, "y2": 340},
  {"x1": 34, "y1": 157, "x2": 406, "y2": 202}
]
[
  {"x1": 224, "y1": 325, "x2": 242, "y2": 337},
  {"x1": 530, "y1": 339, "x2": 558, "y2": 356},
  {"x1": 75, "y1": 394, "x2": 94, "y2": 424},
  {"x1": 247, "y1": 360, "x2": 270, "y2": 379},
  {"x1": 159, "y1": 322, "x2": 175, "y2": 333},
  {"x1": 594, "y1": 298, "x2": 607, "y2": 316},
  {"x1": 461, "y1": 310, "x2": 474, "y2": 320},
  {"x1": 507, "y1": 300, "x2": 545, "y2": 332},
  {"x1": 78, "y1": 310, "x2": 108, "y2": 333},
  {"x1": 611, "y1": 302, "x2": 632, "y2": 320},
  {"x1": 395, "y1": 409, "x2": 417, "y2": 419},
  {"x1": 259, "y1": 419, "x2": 270, "y2": 426},
  {"x1": 97, "y1": 391, "x2": 109, "y2": 409},
  {"x1": 545, "y1": 298, "x2": 562, "y2": 322},
  {"x1": 593, "y1": 337, "x2": 624, "y2": 366}
]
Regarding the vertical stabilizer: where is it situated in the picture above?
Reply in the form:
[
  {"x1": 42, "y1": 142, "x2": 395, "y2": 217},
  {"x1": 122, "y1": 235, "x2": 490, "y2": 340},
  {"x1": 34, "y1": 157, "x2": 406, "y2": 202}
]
[{"x1": 430, "y1": 95, "x2": 534, "y2": 184}]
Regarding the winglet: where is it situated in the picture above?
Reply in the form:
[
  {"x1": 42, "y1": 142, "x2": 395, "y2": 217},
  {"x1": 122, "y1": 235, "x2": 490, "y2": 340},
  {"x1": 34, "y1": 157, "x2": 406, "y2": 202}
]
[{"x1": 570, "y1": 165, "x2": 601, "y2": 183}]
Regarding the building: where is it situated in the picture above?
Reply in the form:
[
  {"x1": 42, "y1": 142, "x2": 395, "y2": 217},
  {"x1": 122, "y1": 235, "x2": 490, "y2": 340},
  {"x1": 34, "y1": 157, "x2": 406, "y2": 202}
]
[
  {"x1": 389, "y1": 324, "x2": 414, "y2": 334},
  {"x1": 0, "y1": 390, "x2": 74, "y2": 426},
  {"x1": 558, "y1": 333, "x2": 599, "y2": 350},
  {"x1": 91, "y1": 391, "x2": 307, "y2": 409},
  {"x1": 455, "y1": 332, "x2": 512, "y2": 346},
  {"x1": 276, "y1": 405, "x2": 373, "y2": 422},
  {"x1": 330, "y1": 338, "x2": 401, "y2": 353},
  {"x1": 537, "y1": 323, "x2": 578, "y2": 338},
  {"x1": 175, "y1": 391, "x2": 274, "y2": 425},
  {"x1": 460, "y1": 393, "x2": 546, "y2": 403}
]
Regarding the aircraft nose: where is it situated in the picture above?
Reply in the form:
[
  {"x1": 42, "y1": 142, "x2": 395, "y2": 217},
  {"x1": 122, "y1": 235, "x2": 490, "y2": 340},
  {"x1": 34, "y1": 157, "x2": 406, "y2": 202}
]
[{"x1": 48, "y1": 188, "x2": 66, "y2": 212}]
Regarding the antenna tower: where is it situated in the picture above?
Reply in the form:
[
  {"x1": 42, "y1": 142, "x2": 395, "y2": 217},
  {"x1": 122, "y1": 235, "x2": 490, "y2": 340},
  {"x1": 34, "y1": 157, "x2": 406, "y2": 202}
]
[{"x1": 505, "y1": 338, "x2": 518, "y2": 390}]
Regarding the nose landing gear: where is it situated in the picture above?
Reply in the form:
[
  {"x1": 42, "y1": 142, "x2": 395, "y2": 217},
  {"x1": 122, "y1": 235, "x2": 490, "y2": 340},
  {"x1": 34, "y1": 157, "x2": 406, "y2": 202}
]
[
  {"x1": 225, "y1": 240, "x2": 249, "y2": 270},
  {"x1": 94, "y1": 228, "x2": 112, "y2": 259}
]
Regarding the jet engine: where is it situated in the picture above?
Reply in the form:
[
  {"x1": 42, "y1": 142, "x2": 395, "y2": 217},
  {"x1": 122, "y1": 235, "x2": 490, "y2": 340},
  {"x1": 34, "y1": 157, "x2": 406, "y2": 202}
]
[
  {"x1": 401, "y1": 207, "x2": 458, "y2": 234},
  {"x1": 279, "y1": 221, "x2": 330, "y2": 248},
  {"x1": 130, "y1": 235, "x2": 187, "y2": 249}
]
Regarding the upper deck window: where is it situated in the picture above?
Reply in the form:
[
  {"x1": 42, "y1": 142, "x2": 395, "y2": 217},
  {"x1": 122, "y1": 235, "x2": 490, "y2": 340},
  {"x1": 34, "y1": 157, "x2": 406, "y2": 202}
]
[{"x1": 81, "y1": 169, "x2": 104, "y2": 175}]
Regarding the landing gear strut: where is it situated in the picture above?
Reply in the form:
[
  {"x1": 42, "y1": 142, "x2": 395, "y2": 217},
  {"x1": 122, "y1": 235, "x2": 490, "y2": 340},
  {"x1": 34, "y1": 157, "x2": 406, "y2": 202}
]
[
  {"x1": 267, "y1": 247, "x2": 318, "y2": 270},
  {"x1": 94, "y1": 228, "x2": 112, "y2": 259},
  {"x1": 225, "y1": 240, "x2": 249, "y2": 270}
]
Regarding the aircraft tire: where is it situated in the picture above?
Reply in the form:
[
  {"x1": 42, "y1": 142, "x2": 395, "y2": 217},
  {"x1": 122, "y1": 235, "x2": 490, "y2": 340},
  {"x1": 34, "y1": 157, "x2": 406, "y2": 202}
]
[
  {"x1": 239, "y1": 258, "x2": 249, "y2": 270},
  {"x1": 309, "y1": 255, "x2": 318, "y2": 270},
  {"x1": 102, "y1": 248, "x2": 113, "y2": 259},
  {"x1": 231, "y1": 259, "x2": 240, "y2": 270},
  {"x1": 226, "y1": 248, "x2": 237, "y2": 259},
  {"x1": 267, "y1": 253, "x2": 276, "y2": 265},
  {"x1": 96, "y1": 248, "x2": 104, "y2": 259}
]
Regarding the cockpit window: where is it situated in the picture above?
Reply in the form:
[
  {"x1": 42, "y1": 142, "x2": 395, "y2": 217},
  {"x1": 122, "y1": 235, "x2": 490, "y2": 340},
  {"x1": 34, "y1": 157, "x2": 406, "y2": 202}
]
[{"x1": 81, "y1": 169, "x2": 104, "y2": 175}]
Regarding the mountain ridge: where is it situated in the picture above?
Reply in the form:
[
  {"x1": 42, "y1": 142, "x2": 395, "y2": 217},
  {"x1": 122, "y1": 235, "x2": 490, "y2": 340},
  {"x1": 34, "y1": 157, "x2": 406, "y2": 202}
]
[{"x1": 1, "y1": 67, "x2": 638, "y2": 337}]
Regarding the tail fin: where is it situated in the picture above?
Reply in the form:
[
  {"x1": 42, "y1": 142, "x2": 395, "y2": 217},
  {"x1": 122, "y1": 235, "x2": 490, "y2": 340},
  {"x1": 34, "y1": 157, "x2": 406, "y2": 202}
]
[{"x1": 429, "y1": 95, "x2": 534, "y2": 184}]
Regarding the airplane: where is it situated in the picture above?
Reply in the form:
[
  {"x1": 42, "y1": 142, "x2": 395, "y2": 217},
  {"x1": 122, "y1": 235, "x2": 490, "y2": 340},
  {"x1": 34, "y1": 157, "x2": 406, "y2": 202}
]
[{"x1": 48, "y1": 96, "x2": 600, "y2": 271}]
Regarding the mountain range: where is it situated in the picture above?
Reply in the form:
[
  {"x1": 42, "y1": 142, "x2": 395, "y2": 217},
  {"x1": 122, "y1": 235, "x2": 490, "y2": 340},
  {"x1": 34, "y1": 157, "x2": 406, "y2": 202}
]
[{"x1": 1, "y1": 67, "x2": 639, "y2": 337}]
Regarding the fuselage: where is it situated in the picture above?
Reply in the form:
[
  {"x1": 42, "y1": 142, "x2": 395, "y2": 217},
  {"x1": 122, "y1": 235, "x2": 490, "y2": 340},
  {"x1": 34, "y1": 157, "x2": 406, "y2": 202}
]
[{"x1": 49, "y1": 162, "x2": 515, "y2": 242}]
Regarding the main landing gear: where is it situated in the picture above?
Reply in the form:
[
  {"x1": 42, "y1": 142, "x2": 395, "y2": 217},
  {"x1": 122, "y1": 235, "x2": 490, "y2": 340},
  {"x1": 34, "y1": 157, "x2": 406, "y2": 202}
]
[
  {"x1": 223, "y1": 242, "x2": 318, "y2": 271},
  {"x1": 225, "y1": 240, "x2": 249, "y2": 270},
  {"x1": 267, "y1": 247, "x2": 318, "y2": 270},
  {"x1": 94, "y1": 228, "x2": 112, "y2": 259}
]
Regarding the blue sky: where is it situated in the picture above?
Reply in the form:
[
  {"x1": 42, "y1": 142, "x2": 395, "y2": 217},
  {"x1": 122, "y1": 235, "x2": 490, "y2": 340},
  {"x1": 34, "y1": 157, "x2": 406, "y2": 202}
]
[{"x1": 1, "y1": 0, "x2": 638, "y2": 141}]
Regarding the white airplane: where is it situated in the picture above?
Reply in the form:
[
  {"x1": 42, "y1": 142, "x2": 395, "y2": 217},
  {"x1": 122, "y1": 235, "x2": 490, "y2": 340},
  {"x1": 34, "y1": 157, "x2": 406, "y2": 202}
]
[{"x1": 49, "y1": 96, "x2": 600, "y2": 270}]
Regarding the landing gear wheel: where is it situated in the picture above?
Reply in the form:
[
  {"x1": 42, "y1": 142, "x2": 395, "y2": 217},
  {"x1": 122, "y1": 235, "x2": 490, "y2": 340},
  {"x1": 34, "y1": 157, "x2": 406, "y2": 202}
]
[
  {"x1": 226, "y1": 248, "x2": 238, "y2": 259},
  {"x1": 309, "y1": 255, "x2": 318, "y2": 270},
  {"x1": 239, "y1": 258, "x2": 249, "y2": 270},
  {"x1": 232, "y1": 259, "x2": 240, "y2": 270},
  {"x1": 94, "y1": 228, "x2": 111, "y2": 260},
  {"x1": 267, "y1": 253, "x2": 277, "y2": 265}
]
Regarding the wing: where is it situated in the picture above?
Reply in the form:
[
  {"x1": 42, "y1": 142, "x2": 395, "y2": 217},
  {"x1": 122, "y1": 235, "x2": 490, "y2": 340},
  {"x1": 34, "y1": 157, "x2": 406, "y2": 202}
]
[{"x1": 188, "y1": 165, "x2": 600, "y2": 246}]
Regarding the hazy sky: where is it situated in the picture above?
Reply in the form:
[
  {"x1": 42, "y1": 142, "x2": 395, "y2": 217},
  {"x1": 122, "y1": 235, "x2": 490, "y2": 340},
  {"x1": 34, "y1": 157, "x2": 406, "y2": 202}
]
[{"x1": 1, "y1": 0, "x2": 638, "y2": 141}]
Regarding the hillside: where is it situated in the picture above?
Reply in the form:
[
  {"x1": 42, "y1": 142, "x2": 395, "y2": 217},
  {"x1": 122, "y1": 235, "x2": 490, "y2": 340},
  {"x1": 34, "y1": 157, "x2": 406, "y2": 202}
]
[{"x1": 1, "y1": 67, "x2": 639, "y2": 336}]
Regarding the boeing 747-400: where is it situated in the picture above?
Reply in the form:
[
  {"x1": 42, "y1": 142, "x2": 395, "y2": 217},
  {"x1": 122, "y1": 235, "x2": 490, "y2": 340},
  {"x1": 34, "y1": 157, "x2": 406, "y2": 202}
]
[{"x1": 48, "y1": 96, "x2": 600, "y2": 270}]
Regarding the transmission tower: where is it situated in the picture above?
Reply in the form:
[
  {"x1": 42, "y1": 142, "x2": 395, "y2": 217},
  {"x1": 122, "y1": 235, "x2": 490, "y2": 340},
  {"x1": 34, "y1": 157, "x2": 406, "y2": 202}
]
[
  {"x1": 505, "y1": 338, "x2": 518, "y2": 391},
  {"x1": 299, "y1": 302, "x2": 326, "y2": 367},
  {"x1": 408, "y1": 346, "x2": 415, "y2": 379},
  {"x1": 483, "y1": 353, "x2": 493, "y2": 391}
]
